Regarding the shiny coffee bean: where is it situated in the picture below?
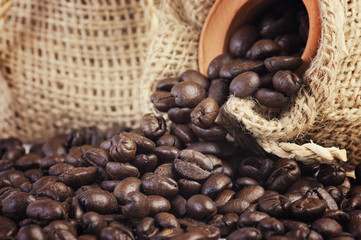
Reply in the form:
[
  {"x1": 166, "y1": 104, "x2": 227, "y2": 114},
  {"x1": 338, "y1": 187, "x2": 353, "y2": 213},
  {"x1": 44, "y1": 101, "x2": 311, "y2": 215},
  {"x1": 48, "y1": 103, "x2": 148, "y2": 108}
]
[
  {"x1": 287, "y1": 177, "x2": 324, "y2": 195},
  {"x1": 65, "y1": 146, "x2": 88, "y2": 167},
  {"x1": 238, "y1": 211, "x2": 270, "y2": 228},
  {"x1": 141, "y1": 173, "x2": 179, "y2": 198},
  {"x1": 265, "y1": 56, "x2": 302, "y2": 72},
  {"x1": 266, "y1": 158, "x2": 301, "y2": 193},
  {"x1": 290, "y1": 198, "x2": 328, "y2": 220},
  {"x1": 109, "y1": 137, "x2": 136, "y2": 162},
  {"x1": 348, "y1": 218, "x2": 361, "y2": 239},
  {"x1": 171, "y1": 81, "x2": 207, "y2": 108},
  {"x1": 186, "y1": 141, "x2": 236, "y2": 158},
  {"x1": 275, "y1": 34, "x2": 304, "y2": 54},
  {"x1": 171, "y1": 195, "x2": 187, "y2": 217},
  {"x1": 220, "y1": 59, "x2": 243, "y2": 79},
  {"x1": 106, "y1": 162, "x2": 140, "y2": 180},
  {"x1": 227, "y1": 227, "x2": 262, "y2": 240},
  {"x1": 317, "y1": 164, "x2": 346, "y2": 186},
  {"x1": 2, "y1": 191, "x2": 36, "y2": 220},
  {"x1": 59, "y1": 167, "x2": 98, "y2": 189},
  {"x1": 250, "y1": 39, "x2": 282, "y2": 60},
  {"x1": 17, "y1": 224, "x2": 46, "y2": 240},
  {"x1": 190, "y1": 98, "x2": 219, "y2": 129},
  {"x1": 180, "y1": 69, "x2": 210, "y2": 90},
  {"x1": 101, "y1": 180, "x2": 121, "y2": 192},
  {"x1": 190, "y1": 123, "x2": 227, "y2": 142},
  {"x1": 186, "y1": 194, "x2": 217, "y2": 220},
  {"x1": 153, "y1": 163, "x2": 179, "y2": 179},
  {"x1": 82, "y1": 212, "x2": 107, "y2": 236},
  {"x1": 258, "y1": 191, "x2": 291, "y2": 218},
  {"x1": 173, "y1": 158, "x2": 211, "y2": 181},
  {"x1": 14, "y1": 153, "x2": 41, "y2": 170},
  {"x1": 155, "y1": 212, "x2": 180, "y2": 229},
  {"x1": 305, "y1": 187, "x2": 338, "y2": 210},
  {"x1": 113, "y1": 177, "x2": 142, "y2": 204},
  {"x1": 167, "y1": 108, "x2": 192, "y2": 124},
  {"x1": 236, "y1": 185, "x2": 265, "y2": 204},
  {"x1": 148, "y1": 195, "x2": 171, "y2": 215},
  {"x1": 0, "y1": 216, "x2": 17, "y2": 239},
  {"x1": 170, "y1": 123, "x2": 197, "y2": 144},
  {"x1": 24, "y1": 169, "x2": 43, "y2": 182},
  {"x1": 68, "y1": 196, "x2": 84, "y2": 221},
  {"x1": 119, "y1": 131, "x2": 156, "y2": 154},
  {"x1": 48, "y1": 163, "x2": 75, "y2": 176},
  {"x1": 36, "y1": 181, "x2": 74, "y2": 202},
  {"x1": 136, "y1": 217, "x2": 159, "y2": 239},
  {"x1": 156, "y1": 77, "x2": 180, "y2": 91},
  {"x1": 254, "y1": 88, "x2": 290, "y2": 108},
  {"x1": 257, "y1": 217, "x2": 285, "y2": 238},
  {"x1": 152, "y1": 146, "x2": 178, "y2": 163},
  {"x1": 214, "y1": 190, "x2": 236, "y2": 208},
  {"x1": 178, "y1": 179, "x2": 202, "y2": 198},
  {"x1": 26, "y1": 199, "x2": 67, "y2": 221},
  {"x1": 100, "y1": 135, "x2": 120, "y2": 152},
  {"x1": 260, "y1": 15, "x2": 295, "y2": 38},
  {"x1": 156, "y1": 133, "x2": 184, "y2": 149},
  {"x1": 150, "y1": 91, "x2": 176, "y2": 112},
  {"x1": 76, "y1": 188, "x2": 118, "y2": 214},
  {"x1": 219, "y1": 198, "x2": 250, "y2": 215},
  {"x1": 235, "y1": 177, "x2": 259, "y2": 189},
  {"x1": 322, "y1": 210, "x2": 350, "y2": 224},
  {"x1": 202, "y1": 174, "x2": 232, "y2": 198},
  {"x1": 121, "y1": 191, "x2": 150, "y2": 219},
  {"x1": 228, "y1": 25, "x2": 259, "y2": 57},
  {"x1": 272, "y1": 70, "x2": 302, "y2": 95},
  {"x1": 207, "y1": 78, "x2": 230, "y2": 106},
  {"x1": 83, "y1": 147, "x2": 109, "y2": 168},
  {"x1": 329, "y1": 232, "x2": 355, "y2": 240},
  {"x1": 239, "y1": 157, "x2": 274, "y2": 184},
  {"x1": 229, "y1": 60, "x2": 265, "y2": 77},
  {"x1": 311, "y1": 218, "x2": 343, "y2": 238},
  {"x1": 207, "y1": 53, "x2": 233, "y2": 79},
  {"x1": 230, "y1": 71, "x2": 261, "y2": 98},
  {"x1": 131, "y1": 153, "x2": 158, "y2": 173},
  {"x1": 140, "y1": 113, "x2": 166, "y2": 140}
]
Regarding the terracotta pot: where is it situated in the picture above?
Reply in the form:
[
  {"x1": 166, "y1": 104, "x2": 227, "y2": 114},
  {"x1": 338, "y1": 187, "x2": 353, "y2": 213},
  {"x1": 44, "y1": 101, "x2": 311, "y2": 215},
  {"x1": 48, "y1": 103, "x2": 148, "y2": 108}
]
[{"x1": 198, "y1": 0, "x2": 321, "y2": 76}]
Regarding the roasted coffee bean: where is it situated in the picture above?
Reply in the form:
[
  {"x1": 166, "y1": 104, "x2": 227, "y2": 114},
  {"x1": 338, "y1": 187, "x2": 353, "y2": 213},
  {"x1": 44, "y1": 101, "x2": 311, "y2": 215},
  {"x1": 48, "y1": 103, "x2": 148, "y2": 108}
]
[
  {"x1": 169, "y1": 231, "x2": 204, "y2": 240},
  {"x1": 14, "y1": 153, "x2": 42, "y2": 170},
  {"x1": 0, "y1": 216, "x2": 17, "y2": 239},
  {"x1": 322, "y1": 210, "x2": 350, "y2": 224},
  {"x1": 152, "y1": 146, "x2": 178, "y2": 163},
  {"x1": 17, "y1": 224, "x2": 46, "y2": 240},
  {"x1": 207, "y1": 53, "x2": 233, "y2": 79},
  {"x1": 26, "y1": 199, "x2": 67, "y2": 221},
  {"x1": 100, "y1": 135, "x2": 120, "y2": 152},
  {"x1": 186, "y1": 194, "x2": 217, "y2": 220},
  {"x1": 272, "y1": 70, "x2": 302, "y2": 95},
  {"x1": 76, "y1": 188, "x2": 118, "y2": 214},
  {"x1": 287, "y1": 177, "x2": 324, "y2": 195},
  {"x1": 136, "y1": 217, "x2": 159, "y2": 240},
  {"x1": 202, "y1": 174, "x2": 232, "y2": 198},
  {"x1": 2, "y1": 191, "x2": 36, "y2": 220},
  {"x1": 83, "y1": 147, "x2": 109, "y2": 167},
  {"x1": 238, "y1": 211, "x2": 270, "y2": 228},
  {"x1": 215, "y1": 190, "x2": 236, "y2": 208},
  {"x1": 36, "y1": 181, "x2": 74, "y2": 202},
  {"x1": 140, "y1": 113, "x2": 166, "y2": 140},
  {"x1": 219, "y1": 198, "x2": 250, "y2": 215},
  {"x1": 0, "y1": 159, "x2": 14, "y2": 171},
  {"x1": 238, "y1": 157, "x2": 273, "y2": 183},
  {"x1": 106, "y1": 162, "x2": 140, "y2": 180},
  {"x1": 32, "y1": 176, "x2": 58, "y2": 191},
  {"x1": 43, "y1": 220, "x2": 77, "y2": 237},
  {"x1": 178, "y1": 179, "x2": 202, "y2": 199},
  {"x1": 229, "y1": 60, "x2": 266, "y2": 77},
  {"x1": 167, "y1": 108, "x2": 192, "y2": 124},
  {"x1": 258, "y1": 191, "x2": 291, "y2": 218},
  {"x1": 131, "y1": 153, "x2": 158, "y2": 173},
  {"x1": 186, "y1": 141, "x2": 236, "y2": 157},
  {"x1": 150, "y1": 91, "x2": 176, "y2": 112},
  {"x1": 260, "y1": 14, "x2": 295, "y2": 38},
  {"x1": 227, "y1": 227, "x2": 262, "y2": 240},
  {"x1": 24, "y1": 169, "x2": 43, "y2": 182},
  {"x1": 112, "y1": 177, "x2": 141, "y2": 204},
  {"x1": 257, "y1": 217, "x2": 284, "y2": 238},
  {"x1": 65, "y1": 146, "x2": 88, "y2": 167},
  {"x1": 0, "y1": 170, "x2": 30, "y2": 188},
  {"x1": 68, "y1": 196, "x2": 84, "y2": 221},
  {"x1": 290, "y1": 198, "x2": 327, "y2": 220},
  {"x1": 326, "y1": 186, "x2": 342, "y2": 203},
  {"x1": 171, "y1": 81, "x2": 207, "y2": 108},
  {"x1": 180, "y1": 70, "x2": 210, "y2": 90},
  {"x1": 48, "y1": 163, "x2": 75, "y2": 176},
  {"x1": 254, "y1": 88, "x2": 290, "y2": 108},
  {"x1": 219, "y1": 59, "x2": 242, "y2": 79},
  {"x1": 155, "y1": 212, "x2": 180, "y2": 230},
  {"x1": 207, "y1": 78, "x2": 230, "y2": 106},
  {"x1": 170, "y1": 123, "x2": 197, "y2": 144},
  {"x1": 141, "y1": 173, "x2": 178, "y2": 198},
  {"x1": 250, "y1": 39, "x2": 282, "y2": 60},
  {"x1": 318, "y1": 164, "x2": 346, "y2": 186},
  {"x1": 173, "y1": 158, "x2": 211, "y2": 181},
  {"x1": 100, "y1": 180, "x2": 121, "y2": 192},
  {"x1": 284, "y1": 191, "x2": 304, "y2": 203},
  {"x1": 156, "y1": 133, "x2": 184, "y2": 149},
  {"x1": 81, "y1": 212, "x2": 107, "y2": 236},
  {"x1": 228, "y1": 25, "x2": 259, "y2": 57},
  {"x1": 305, "y1": 187, "x2": 338, "y2": 210},
  {"x1": 171, "y1": 195, "x2": 187, "y2": 217},
  {"x1": 121, "y1": 191, "x2": 150, "y2": 219},
  {"x1": 229, "y1": 71, "x2": 261, "y2": 98},
  {"x1": 275, "y1": 34, "x2": 304, "y2": 54},
  {"x1": 348, "y1": 218, "x2": 361, "y2": 239},
  {"x1": 41, "y1": 135, "x2": 67, "y2": 157},
  {"x1": 156, "y1": 77, "x2": 180, "y2": 91},
  {"x1": 341, "y1": 195, "x2": 361, "y2": 212},
  {"x1": 265, "y1": 56, "x2": 303, "y2": 72},
  {"x1": 266, "y1": 158, "x2": 301, "y2": 193},
  {"x1": 148, "y1": 195, "x2": 171, "y2": 215},
  {"x1": 190, "y1": 98, "x2": 219, "y2": 129},
  {"x1": 109, "y1": 137, "x2": 136, "y2": 162},
  {"x1": 154, "y1": 163, "x2": 179, "y2": 179},
  {"x1": 236, "y1": 185, "x2": 264, "y2": 203},
  {"x1": 329, "y1": 232, "x2": 355, "y2": 240},
  {"x1": 190, "y1": 123, "x2": 227, "y2": 142},
  {"x1": 100, "y1": 226, "x2": 134, "y2": 240},
  {"x1": 235, "y1": 177, "x2": 259, "y2": 189},
  {"x1": 311, "y1": 218, "x2": 343, "y2": 238},
  {"x1": 59, "y1": 166, "x2": 98, "y2": 189},
  {"x1": 119, "y1": 131, "x2": 156, "y2": 154}
]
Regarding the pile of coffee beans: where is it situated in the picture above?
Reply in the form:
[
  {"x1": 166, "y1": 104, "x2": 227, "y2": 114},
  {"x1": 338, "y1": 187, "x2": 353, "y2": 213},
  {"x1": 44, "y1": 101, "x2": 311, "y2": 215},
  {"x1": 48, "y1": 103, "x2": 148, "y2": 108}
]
[
  {"x1": 1, "y1": 97, "x2": 361, "y2": 239},
  {"x1": 152, "y1": 0, "x2": 308, "y2": 110}
]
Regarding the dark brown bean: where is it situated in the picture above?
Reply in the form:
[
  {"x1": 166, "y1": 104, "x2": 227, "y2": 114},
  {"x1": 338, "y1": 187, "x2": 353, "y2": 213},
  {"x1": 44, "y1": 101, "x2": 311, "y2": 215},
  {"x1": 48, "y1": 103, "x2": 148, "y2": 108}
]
[
  {"x1": 207, "y1": 53, "x2": 233, "y2": 79},
  {"x1": 190, "y1": 98, "x2": 219, "y2": 129},
  {"x1": 121, "y1": 191, "x2": 150, "y2": 219},
  {"x1": 140, "y1": 113, "x2": 167, "y2": 140},
  {"x1": 180, "y1": 69, "x2": 210, "y2": 90},
  {"x1": 167, "y1": 108, "x2": 192, "y2": 124},
  {"x1": 113, "y1": 177, "x2": 142, "y2": 204},
  {"x1": 171, "y1": 82, "x2": 207, "y2": 108},
  {"x1": 230, "y1": 71, "x2": 261, "y2": 98},
  {"x1": 141, "y1": 173, "x2": 179, "y2": 198},
  {"x1": 272, "y1": 70, "x2": 302, "y2": 95},
  {"x1": 150, "y1": 91, "x2": 176, "y2": 112},
  {"x1": 186, "y1": 194, "x2": 217, "y2": 220},
  {"x1": 106, "y1": 162, "x2": 140, "y2": 180},
  {"x1": 59, "y1": 167, "x2": 98, "y2": 189},
  {"x1": 250, "y1": 39, "x2": 282, "y2": 60},
  {"x1": 156, "y1": 77, "x2": 180, "y2": 91}
]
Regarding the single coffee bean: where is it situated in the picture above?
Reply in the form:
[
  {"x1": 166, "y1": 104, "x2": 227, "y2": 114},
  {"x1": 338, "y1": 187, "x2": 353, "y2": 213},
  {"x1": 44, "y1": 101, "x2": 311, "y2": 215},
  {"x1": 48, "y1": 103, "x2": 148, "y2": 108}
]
[
  {"x1": 150, "y1": 91, "x2": 177, "y2": 112},
  {"x1": 186, "y1": 194, "x2": 217, "y2": 220},
  {"x1": 250, "y1": 39, "x2": 282, "y2": 60},
  {"x1": 106, "y1": 162, "x2": 140, "y2": 180},
  {"x1": 317, "y1": 164, "x2": 346, "y2": 186},
  {"x1": 287, "y1": 177, "x2": 324, "y2": 195},
  {"x1": 226, "y1": 227, "x2": 262, "y2": 240},
  {"x1": 178, "y1": 178, "x2": 202, "y2": 199},
  {"x1": 1, "y1": 191, "x2": 36, "y2": 220},
  {"x1": 171, "y1": 195, "x2": 187, "y2": 217},
  {"x1": 100, "y1": 226, "x2": 134, "y2": 240},
  {"x1": 207, "y1": 53, "x2": 233, "y2": 79},
  {"x1": 311, "y1": 218, "x2": 343, "y2": 238},
  {"x1": 219, "y1": 59, "x2": 243, "y2": 79},
  {"x1": 235, "y1": 177, "x2": 259, "y2": 190},
  {"x1": 167, "y1": 108, "x2": 192, "y2": 124},
  {"x1": 238, "y1": 211, "x2": 270, "y2": 228},
  {"x1": 26, "y1": 199, "x2": 67, "y2": 221},
  {"x1": 121, "y1": 191, "x2": 150, "y2": 219},
  {"x1": 265, "y1": 56, "x2": 303, "y2": 72},
  {"x1": 170, "y1": 123, "x2": 197, "y2": 144},
  {"x1": 229, "y1": 71, "x2": 261, "y2": 98},
  {"x1": 36, "y1": 181, "x2": 74, "y2": 202},
  {"x1": 140, "y1": 113, "x2": 166, "y2": 140},
  {"x1": 148, "y1": 195, "x2": 171, "y2": 215},
  {"x1": 341, "y1": 195, "x2": 361, "y2": 212},
  {"x1": 190, "y1": 98, "x2": 219, "y2": 129},
  {"x1": 304, "y1": 187, "x2": 339, "y2": 210},
  {"x1": 31, "y1": 176, "x2": 58, "y2": 191},
  {"x1": 290, "y1": 198, "x2": 327, "y2": 220},
  {"x1": 156, "y1": 133, "x2": 184, "y2": 149},
  {"x1": 229, "y1": 60, "x2": 266, "y2": 77},
  {"x1": 190, "y1": 124, "x2": 227, "y2": 142},
  {"x1": 228, "y1": 25, "x2": 259, "y2": 58},
  {"x1": 41, "y1": 135, "x2": 67, "y2": 157},
  {"x1": 109, "y1": 137, "x2": 137, "y2": 162},
  {"x1": 136, "y1": 217, "x2": 160, "y2": 240},
  {"x1": 236, "y1": 185, "x2": 265, "y2": 204},
  {"x1": 180, "y1": 69, "x2": 210, "y2": 90},
  {"x1": 325, "y1": 186, "x2": 342, "y2": 203},
  {"x1": 131, "y1": 153, "x2": 158, "y2": 173},
  {"x1": 100, "y1": 135, "x2": 120, "y2": 152},
  {"x1": 173, "y1": 158, "x2": 211, "y2": 181},
  {"x1": 76, "y1": 188, "x2": 118, "y2": 214},
  {"x1": 17, "y1": 224, "x2": 46, "y2": 240},
  {"x1": 0, "y1": 216, "x2": 17, "y2": 239},
  {"x1": 257, "y1": 217, "x2": 285, "y2": 238},
  {"x1": 24, "y1": 169, "x2": 43, "y2": 182},
  {"x1": 272, "y1": 70, "x2": 302, "y2": 95},
  {"x1": 202, "y1": 174, "x2": 232, "y2": 198},
  {"x1": 65, "y1": 146, "x2": 88, "y2": 167},
  {"x1": 215, "y1": 190, "x2": 236, "y2": 208},
  {"x1": 154, "y1": 163, "x2": 179, "y2": 179},
  {"x1": 101, "y1": 180, "x2": 122, "y2": 192},
  {"x1": 156, "y1": 77, "x2": 180, "y2": 91},
  {"x1": 207, "y1": 78, "x2": 230, "y2": 106},
  {"x1": 171, "y1": 81, "x2": 207, "y2": 108},
  {"x1": 275, "y1": 34, "x2": 304, "y2": 55},
  {"x1": 152, "y1": 146, "x2": 178, "y2": 163},
  {"x1": 219, "y1": 198, "x2": 250, "y2": 215},
  {"x1": 254, "y1": 88, "x2": 290, "y2": 108},
  {"x1": 83, "y1": 147, "x2": 109, "y2": 168},
  {"x1": 14, "y1": 153, "x2": 42, "y2": 170},
  {"x1": 155, "y1": 212, "x2": 180, "y2": 229},
  {"x1": 141, "y1": 173, "x2": 179, "y2": 198},
  {"x1": 59, "y1": 166, "x2": 98, "y2": 189},
  {"x1": 266, "y1": 158, "x2": 301, "y2": 193},
  {"x1": 260, "y1": 15, "x2": 295, "y2": 38},
  {"x1": 68, "y1": 196, "x2": 84, "y2": 221},
  {"x1": 81, "y1": 211, "x2": 107, "y2": 236},
  {"x1": 119, "y1": 131, "x2": 156, "y2": 154},
  {"x1": 258, "y1": 191, "x2": 291, "y2": 218},
  {"x1": 322, "y1": 210, "x2": 350, "y2": 224},
  {"x1": 48, "y1": 163, "x2": 75, "y2": 176},
  {"x1": 113, "y1": 177, "x2": 141, "y2": 204}
]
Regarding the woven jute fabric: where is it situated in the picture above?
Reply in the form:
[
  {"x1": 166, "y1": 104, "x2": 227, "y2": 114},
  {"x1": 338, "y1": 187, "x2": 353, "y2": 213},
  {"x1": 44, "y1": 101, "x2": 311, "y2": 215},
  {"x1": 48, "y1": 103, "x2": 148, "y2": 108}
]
[{"x1": 219, "y1": 0, "x2": 361, "y2": 170}]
